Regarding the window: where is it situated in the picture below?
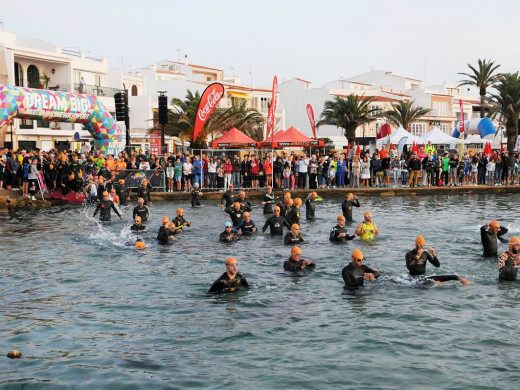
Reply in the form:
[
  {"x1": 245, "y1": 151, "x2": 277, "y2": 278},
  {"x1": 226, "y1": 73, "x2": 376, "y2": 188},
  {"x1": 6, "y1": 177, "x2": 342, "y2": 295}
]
[
  {"x1": 14, "y1": 62, "x2": 23, "y2": 86},
  {"x1": 27, "y1": 65, "x2": 40, "y2": 88},
  {"x1": 132, "y1": 85, "x2": 138, "y2": 96},
  {"x1": 432, "y1": 101, "x2": 451, "y2": 116},
  {"x1": 410, "y1": 123, "x2": 425, "y2": 136}
]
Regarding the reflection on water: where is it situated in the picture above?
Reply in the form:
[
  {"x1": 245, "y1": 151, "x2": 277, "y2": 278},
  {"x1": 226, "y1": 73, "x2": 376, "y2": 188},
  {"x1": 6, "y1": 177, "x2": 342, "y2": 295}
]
[{"x1": 1, "y1": 194, "x2": 520, "y2": 388}]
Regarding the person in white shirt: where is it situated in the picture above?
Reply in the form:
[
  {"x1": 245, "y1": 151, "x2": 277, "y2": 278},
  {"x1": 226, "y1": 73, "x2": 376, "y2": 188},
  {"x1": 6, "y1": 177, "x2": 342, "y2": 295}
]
[{"x1": 183, "y1": 157, "x2": 194, "y2": 192}]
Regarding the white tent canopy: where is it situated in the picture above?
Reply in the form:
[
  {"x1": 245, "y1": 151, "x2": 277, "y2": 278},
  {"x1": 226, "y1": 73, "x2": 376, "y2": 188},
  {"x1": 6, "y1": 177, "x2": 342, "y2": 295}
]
[
  {"x1": 420, "y1": 127, "x2": 460, "y2": 144},
  {"x1": 378, "y1": 126, "x2": 422, "y2": 146}
]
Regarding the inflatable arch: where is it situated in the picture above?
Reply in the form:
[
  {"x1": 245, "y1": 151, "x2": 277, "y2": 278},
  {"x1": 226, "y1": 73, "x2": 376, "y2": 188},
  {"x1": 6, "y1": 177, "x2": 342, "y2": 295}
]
[
  {"x1": 452, "y1": 117, "x2": 496, "y2": 139},
  {"x1": 0, "y1": 83, "x2": 123, "y2": 155}
]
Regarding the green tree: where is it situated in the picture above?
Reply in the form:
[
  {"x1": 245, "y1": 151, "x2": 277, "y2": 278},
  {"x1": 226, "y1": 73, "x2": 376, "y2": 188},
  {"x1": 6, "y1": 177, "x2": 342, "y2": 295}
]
[
  {"x1": 316, "y1": 95, "x2": 378, "y2": 147},
  {"x1": 458, "y1": 58, "x2": 501, "y2": 118},
  {"x1": 489, "y1": 72, "x2": 520, "y2": 151},
  {"x1": 382, "y1": 100, "x2": 430, "y2": 130}
]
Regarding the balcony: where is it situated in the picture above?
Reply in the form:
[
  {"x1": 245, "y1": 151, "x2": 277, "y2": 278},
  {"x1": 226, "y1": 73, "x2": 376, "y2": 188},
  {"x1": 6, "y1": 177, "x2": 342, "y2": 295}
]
[{"x1": 74, "y1": 83, "x2": 118, "y2": 97}]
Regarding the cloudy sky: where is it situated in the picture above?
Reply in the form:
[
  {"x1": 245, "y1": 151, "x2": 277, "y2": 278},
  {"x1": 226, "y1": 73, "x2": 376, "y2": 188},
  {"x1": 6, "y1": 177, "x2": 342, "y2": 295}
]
[{"x1": 2, "y1": 0, "x2": 519, "y2": 88}]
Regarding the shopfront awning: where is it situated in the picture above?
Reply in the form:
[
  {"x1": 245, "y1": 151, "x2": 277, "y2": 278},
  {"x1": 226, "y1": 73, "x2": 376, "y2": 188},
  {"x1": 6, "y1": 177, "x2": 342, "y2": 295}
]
[{"x1": 228, "y1": 91, "x2": 251, "y2": 99}]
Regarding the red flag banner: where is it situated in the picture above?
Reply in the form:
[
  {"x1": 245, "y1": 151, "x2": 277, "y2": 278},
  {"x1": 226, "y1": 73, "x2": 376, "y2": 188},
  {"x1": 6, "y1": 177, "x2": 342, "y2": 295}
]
[
  {"x1": 459, "y1": 99, "x2": 465, "y2": 135},
  {"x1": 193, "y1": 83, "x2": 224, "y2": 143},
  {"x1": 266, "y1": 76, "x2": 278, "y2": 138},
  {"x1": 306, "y1": 104, "x2": 316, "y2": 138},
  {"x1": 150, "y1": 130, "x2": 162, "y2": 155}
]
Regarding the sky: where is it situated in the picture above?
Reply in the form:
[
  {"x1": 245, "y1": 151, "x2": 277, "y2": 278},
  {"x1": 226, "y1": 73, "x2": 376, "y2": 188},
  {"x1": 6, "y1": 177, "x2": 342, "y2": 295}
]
[{"x1": 2, "y1": 0, "x2": 520, "y2": 89}]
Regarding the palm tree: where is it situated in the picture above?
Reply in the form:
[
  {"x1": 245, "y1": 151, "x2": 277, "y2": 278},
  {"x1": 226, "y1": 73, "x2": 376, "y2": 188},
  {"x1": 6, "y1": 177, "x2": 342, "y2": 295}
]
[
  {"x1": 206, "y1": 99, "x2": 265, "y2": 141},
  {"x1": 382, "y1": 100, "x2": 430, "y2": 130},
  {"x1": 316, "y1": 95, "x2": 379, "y2": 147},
  {"x1": 458, "y1": 58, "x2": 501, "y2": 118},
  {"x1": 489, "y1": 72, "x2": 520, "y2": 151}
]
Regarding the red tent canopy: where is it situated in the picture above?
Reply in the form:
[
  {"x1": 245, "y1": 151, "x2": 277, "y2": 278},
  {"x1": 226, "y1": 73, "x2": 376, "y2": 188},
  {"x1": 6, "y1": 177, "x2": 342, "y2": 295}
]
[
  {"x1": 261, "y1": 126, "x2": 324, "y2": 147},
  {"x1": 211, "y1": 127, "x2": 258, "y2": 148}
]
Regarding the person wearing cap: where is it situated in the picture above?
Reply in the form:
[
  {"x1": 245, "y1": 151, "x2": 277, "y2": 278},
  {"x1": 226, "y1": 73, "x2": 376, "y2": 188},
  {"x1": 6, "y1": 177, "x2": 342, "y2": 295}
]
[
  {"x1": 220, "y1": 221, "x2": 240, "y2": 242},
  {"x1": 157, "y1": 217, "x2": 175, "y2": 244},
  {"x1": 355, "y1": 211, "x2": 380, "y2": 241},
  {"x1": 498, "y1": 237, "x2": 520, "y2": 281},
  {"x1": 330, "y1": 215, "x2": 356, "y2": 242},
  {"x1": 233, "y1": 211, "x2": 257, "y2": 235},
  {"x1": 342, "y1": 193, "x2": 360, "y2": 222},
  {"x1": 112, "y1": 178, "x2": 129, "y2": 206},
  {"x1": 284, "y1": 224, "x2": 304, "y2": 245},
  {"x1": 262, "y1": 205, "x2": 291, "y2": 235},
  {"x1": 286, "y1": 197, "x2": 301, "y2": 226},
  {"x1": 133, "y1": 197, "x2": 150, "y2": 222},
  {"x1": 137, "y1": 178, "x2": 153, "y2": 206},
  {"x1": 225, "y1": 202, "x2": 245, "y2": 227},
  {"x1": 208, "y1": 257, "x2": 249, "y2": 294},
  {"x1": 481, "y1": 220, "x2": 509, "y2": 257},
  {"x1": 237, "y1": 190, "x2": 252, "y2": 212},
  {"x1": 342, "y1": 249, "x2": 380, "y2": 290},
  {"x1": 130, "y1": 215, "x2": 147, "y2": 232},
  {"x1": 283, "y1": 246, "x2": 315, "y2": 272},
  {"x1": 220, "y1": 183, "x2": 235, "y2": 210},
  {"x1": 191, "y1": 182, "x2": 203, "y2": 207},
  {"x1": 305, "y1": 191, "x2": 319, "y2": 220},
  {"x1": 405, "y1": 236, "x2": 440, "y2": 275},
  {"x1": 172, "y1": 208, "x2": 191, "y2": 233},
  {"x1": 277, "y1": 192, "x2": 291, "y2": 212},
  {"x1": 262, "y1": 185, "x2": 277, "y2": 214},
  {"x1": 92, "y1": 191, "x2": 123, "y2": 221}
]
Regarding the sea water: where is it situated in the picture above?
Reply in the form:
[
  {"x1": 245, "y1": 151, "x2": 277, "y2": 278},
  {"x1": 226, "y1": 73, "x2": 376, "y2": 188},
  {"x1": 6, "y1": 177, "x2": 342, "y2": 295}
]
[{"x1": 1, "y1": 194, "x2": 520, "y2": 389}]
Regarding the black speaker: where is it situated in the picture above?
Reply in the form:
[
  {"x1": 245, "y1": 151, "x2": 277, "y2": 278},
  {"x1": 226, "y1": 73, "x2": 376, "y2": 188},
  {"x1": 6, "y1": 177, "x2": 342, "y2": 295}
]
[
  {"x1": 158, "y1": 95, "x2": 168, "y2": 125},
  {"x1": 114, "y1": 92, "x2": 126, "y2": 121}
]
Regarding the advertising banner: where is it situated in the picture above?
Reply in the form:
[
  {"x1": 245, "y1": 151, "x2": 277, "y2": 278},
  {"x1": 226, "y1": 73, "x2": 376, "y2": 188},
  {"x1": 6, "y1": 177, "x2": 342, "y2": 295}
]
[{"x1": 193, "y1": 83, "x2": 224, "y2": 142}]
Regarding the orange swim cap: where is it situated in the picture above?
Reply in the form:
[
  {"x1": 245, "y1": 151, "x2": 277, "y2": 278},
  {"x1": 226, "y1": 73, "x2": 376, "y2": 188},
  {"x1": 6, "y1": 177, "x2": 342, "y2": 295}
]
[
  {"x1": 489, "y1": 220, "x2": 500, "y2": 229},
  {"x1": 274, "y1": 206, "x2": 281, "y2": 212},
  {"x1": 162, "y1": 216, "x2": 170, "y2": 224},
  {"x1": 138, "y1": 197, "x2": 144, "y2": 203},
  {"x1": 134, "y1": 216, "x2": 141, "y2": 223},
  {"x1": 102, "y1": 191, "x2": 109, "y2": 197},
  {"x1": 135, "y1": 241, "x2": 146, "y2": 248},
  {"x1": 225, "y1": 256, "x2": 237, "y2": 266},
  {"x1": 351, "y1": 248, "x2": 363, "y2": 260},
  {"x1": 364, "y1": 211, "x2": 372, "y2": 217},
  {"x1": 234, "y1": 202, "x2": 241, "y2": 208},
  {"x1": 311, "y1": 191, "x2": 318, "y2": 197},
  {"x1": 294, "y1": 198, "x2": 302, "y2": 206},
  {"x1": 285, "y1": 192, "x2": 291, "y2": 198},
  {"x1": 291, "y1": 223, "x2": 299, "y2": 230},
  {"x1": 177, "y1": 208, "x2": 183, "y2": 215},
  {"x1": 347, "y1": 192, "x2": 353, "y2": 198},
  {"x1": 337, "y1": 215, "x2": 346, "y2": 221},
  {"x1": 69, "y1": 173, "x2": 75, "y2": 180},
  {"x1": 243, "y1": 211, "x2": 250, "y2": 217},
  {"x1": 49, "y1": 164, "x2": 54, "y2": 169},
  {"x1": 287, "y1": 198, "x2": 294, "y2": 206},
  {"x1": 291, "y1": 246, "x2": 302, "y2": 255},
  {"x1": 415, "y1": 236, "x2": 426, "y2": 246},
  {"x1": 509, "y1": 236, "x2": 520, "y2": 245},
  {"x1": 168, "y1": 222, "x2": 175, "y2": 228}
]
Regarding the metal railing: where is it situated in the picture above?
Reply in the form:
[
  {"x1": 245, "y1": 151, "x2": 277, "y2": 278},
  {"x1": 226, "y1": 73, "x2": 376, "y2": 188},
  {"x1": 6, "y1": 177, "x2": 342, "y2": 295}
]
[
  {"x1": 113, "y1": 169, "x2": 166, "y2": 190},
  {"x1": 74, "y1": 83, "x2": 118, "y2": 97}
]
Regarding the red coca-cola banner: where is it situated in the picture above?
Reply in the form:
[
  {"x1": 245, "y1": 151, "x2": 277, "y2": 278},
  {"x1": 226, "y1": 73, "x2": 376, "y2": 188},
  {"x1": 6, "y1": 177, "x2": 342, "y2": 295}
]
[
  {"x1": 193, "y1": 83, "x2": 224, "y2": 142},
  {"x1": 459, "y1": 99, "x2": 465, "y2": 134},
  {"x1": 306, "y1": 104, "x2": 316, "y2": 138},
  {"x1": 266, "y1": 76, "x2": 278, "y2": 138},
  {"x1": 150, "y1": 130, "x2": 162, "y2": 155}
]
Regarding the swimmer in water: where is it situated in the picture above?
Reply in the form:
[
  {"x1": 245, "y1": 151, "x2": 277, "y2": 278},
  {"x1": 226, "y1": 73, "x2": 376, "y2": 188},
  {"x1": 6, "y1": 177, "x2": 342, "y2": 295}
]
[
  {"x1": 208, "y1": 256, "x2": 250, "y2": 294},
  {"x1": 157, "y1": 216, "x2": 175, "y2": 244},
  {"x1": 220, "y1": 183, "x2": 235, "y2": 210},
  {"x1": 233, "y1": 211, "x2": 257, "y2": 235},
  {"x1": 172, "y1": 208, "x2": 191, "y2": 233},
  {"x1": 342, "y1": 193, "x2": 360, "y2": 222},
  {"x1": 330, "y1": 215, "x2": 356, "y2": 242},
  {"x1": 225, "y1": 202, "x2": 244, "y2": 227},
  {"x1": 498, "y1": 237, "x2": 520, "y2": 281},
  {"x1": 191, "y1": 182, "x2": 203, "y2": 207},
  {"x1": 261, "y1": 185, "x2": 276, "y2": 214},
  {"x1": 481, "y1": 220, "x2": 509, "y2": 257},
  {"x1": 220, "y1": 221, "x2": 240, "y2": 242},
  {"x1": 130, "y1": 215, "x2": 147, "y2": 232},
  {"x1": 305, "y1": 191, "x2": 319, "y2": 220},
  {"x1": 342, "y1": 249, "x2": 380, "y2": 290},
  {"x1": 283, "y1": 246, "x2": 315, "y2": 272},
  {"x1": 262, "y1": 206, "x2": 291, "y2": 235},
  {"x1": 237, "y1": 190, "x2": 252, "y2": 212},
  {"x1": 93, "y1": 191, "x2": 123, "y2": 221},
  {"x1": 286, "y1": 198, "x2": 301, "y2": 225},
  {"x1": 284, "y1": 223, "x2": 304, "y2": 245},
  {"x1": 355, "y1": 211, "x2": 380, "y2": 241},
  {"x1": 133, "y1": 197, "x2": 150, "y2": 222},
  {"x1": 405, "y1": 236, "x2": 470, "y2": 285}
]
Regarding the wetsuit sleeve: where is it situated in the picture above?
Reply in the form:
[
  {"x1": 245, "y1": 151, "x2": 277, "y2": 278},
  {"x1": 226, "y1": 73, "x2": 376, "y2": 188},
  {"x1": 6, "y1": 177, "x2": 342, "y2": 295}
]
[
  {"x1": 282, "y1": 217, "x2": 291, "y2": 230},
  {"x1": 240, "y1": 276, "x2": 250, "y2": 288},
  {"x1": 426, "y1": 275, "x2": 459, "y2": 282},
  {"x1": 363, "y1": 265, "x2": 380, "y2": 278},
  {"x1": 498, "y1": 226, "x2": 509, "y2": 237},
  {"x1": 405, "y1": 250, "x2": 416, "y2": 268},
  {"x1": 112, "y1": 203, "x2": 122, "y2": 218},
  {"x1": 345, "y1": 233, "x2": 355, "y2": 241},
  {"x1": 329, "y1": 228, "x2": 337, "y2": 241},
  {"x1": 353, "y1": 199, "x2": 360, "y2": 207},
  {"x1": 262, "y1": 218, "x2": 271, "y2": 232},
  {"x1": 132, "y1": 207, "x2": 137, "y2": 219},
  {"x1": 219, "y1": 232, "x2": 228, "y2": 242},
  {"x1": 342, "y1": 267, "x2": 358, "y2": 287},
  {"x1": 233, "y1": 221, "x2": 244, "y2": 233},
  {"x1": 208, "y1": 279, "x2": 224, "y2": 293},
  {"x1": 284, "y1": 234, "x2": 291, "y2": 245},
  {"x1": 92, "y1": 203, "x2": 101, "y2": 217},
  {"x1": 224, "y1": 207, "x2": 232, "y2": 216},
  {"x1": 426, "y1": 252, "x2": 440, "y2": 268},
  {"x1": 245, "y1": 201, "x2": 252, "y2": 211}
]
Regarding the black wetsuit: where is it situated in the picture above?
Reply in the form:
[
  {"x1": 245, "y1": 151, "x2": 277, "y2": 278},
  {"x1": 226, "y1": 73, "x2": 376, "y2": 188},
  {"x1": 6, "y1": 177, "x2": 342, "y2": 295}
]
[
  {"x1": 286, "y1": 206, "x2": 300, "y2": 225},
  {"x1": 93, "y1": 199, "x2": 121, "y2": 221},
  {"x1": 342, "y1": 199, "x2": 360, "y2": 222},
  {"x1": 405, "y1": 248, "x2": 440, "y2": 276},
  {"x1": 130, "y1": 223, "x2": 147, "y2": 232},
  {"x1": 191, "y1": 188, "x2": 202, "y2": 206},
  {"x1": 133, "y1": 205, "x2": 150, "y2": 222},
  {"x1": 137, "y1": 184, "x2": 153, "y2": 205},
  {"x1": 416, "y1": 275, "x2": 462, "y2": 286},
  {"x1": 219, "y1": 230, "x2": 240, "y2": 242},
  {"x1": 237, "y1": 198, "x2": 252, "y2": 212},
  {"x1": 263, "y1": 193, "x2": 276, "y2": 214},
  {"x1": 342, "y1": 263, "x2": 380, "y2": 290},
  {"x1": 481, "y1": 225, "x2": 509, "y2": 257},
  {"x1": 262, "y1": 215, "x2": 291, "y2": 235},
  {"x1": 329, "y1": 224, "x2": 355, "y2": 242},
  {"x1": 208, "y1": 272, "x2": 249, "y2": 294},
  {"x1": 233, "y1": 220, "x2": 256, "y2": 235},
  {"x1": 283, "y1": 258, "x2": 315, "y2": 272},
  {"x1": 225, "y1": 207, "x2": 244, "y2": 227},
  {"x1": 499, "y1": 251, "x2": 519, "y2": 281},
  {"x1": 220, "y1": 190, "x2": 235, "y2": 208},
  {"x1": 173, "y1": 216, "x2": 190, "y2": 232},
  {"x1": 157, "y1": 225, "x2": 174, "y2": 244},
  {"x1": 305, "y1": 197, "x2": 316, "y2": 220},
  {"x1": 284, "y1": 232, "x2": 304, "y2": 245},
  {"x1": 112, "y1": 182, "x2": 129, "y2": 206}
]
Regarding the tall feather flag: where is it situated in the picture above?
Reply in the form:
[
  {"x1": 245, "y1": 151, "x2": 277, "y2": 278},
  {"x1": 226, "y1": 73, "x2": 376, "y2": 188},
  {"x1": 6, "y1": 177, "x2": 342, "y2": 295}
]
[
  {"x1": 266, "y1": 76, "x2": 278, "y2": 138},
  {"x1": 306, "y1": 104, "x2": 316, "y2": 138},
  {"x1": 193, "y1": 83, "x2": 224, "y2": 143}
]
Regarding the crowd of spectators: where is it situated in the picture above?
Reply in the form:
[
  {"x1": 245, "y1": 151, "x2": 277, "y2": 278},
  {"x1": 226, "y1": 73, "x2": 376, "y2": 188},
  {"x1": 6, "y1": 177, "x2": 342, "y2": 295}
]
[{"x1": 1, "y1": 142, "x2": 519, "y2": 197}]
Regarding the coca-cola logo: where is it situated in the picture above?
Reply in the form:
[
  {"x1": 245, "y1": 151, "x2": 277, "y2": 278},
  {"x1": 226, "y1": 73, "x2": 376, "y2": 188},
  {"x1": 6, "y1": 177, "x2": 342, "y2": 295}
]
[
  {"x1": 198, "y1": 88, "x2": 223, "y2": 121},
  {"x1": 307, "y1": 106, "x2": 315, "y2": 126}
]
